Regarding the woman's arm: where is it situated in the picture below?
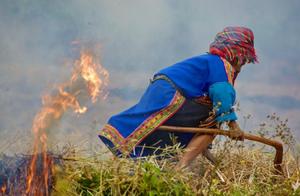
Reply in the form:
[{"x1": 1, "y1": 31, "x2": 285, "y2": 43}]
[
  {"x1": 209, "y1": 82, "x2": 244, "y2": 140},
  {"x1": 208, "y1": 81, "x2": 237, "y2": 122}
]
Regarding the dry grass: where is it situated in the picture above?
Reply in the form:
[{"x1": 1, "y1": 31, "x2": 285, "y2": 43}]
[
  {"x1": 52, "y1": 114, "x2": 300, "y2": 195},
  {"x1": 52, "y1": 140, "x2": 300, "y2": 196}
]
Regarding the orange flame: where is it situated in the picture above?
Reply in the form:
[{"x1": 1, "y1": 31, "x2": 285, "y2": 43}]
[
  {"x1": 72, "y1": 51, "x2": 109, "y2": 102},
  {"x1": 1, "y1": 184, "x2": 6, "y2": 194},
  {"x1": 25, "y1": 50, "x2": 109, "y2": 195}
]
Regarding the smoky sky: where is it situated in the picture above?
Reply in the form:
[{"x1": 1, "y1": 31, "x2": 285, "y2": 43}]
[{"x1": 0, "y1": 0, "x2": 300, "y2": 153}]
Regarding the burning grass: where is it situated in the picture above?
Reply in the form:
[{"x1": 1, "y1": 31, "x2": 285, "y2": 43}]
[
  {"x1": 0, "y1": 153, "x2": 59, "y2": 195},
  {"x1": 0, "y1": 49, "x2": 110, "y2": 195},
  {"x1": 52, "y1": 138, "x2": 300, "y2": 196}
]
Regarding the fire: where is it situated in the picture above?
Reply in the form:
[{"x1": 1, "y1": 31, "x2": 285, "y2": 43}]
[
  {"x1": 25, "y1": 50, "x2": 109, "y2": 195},
  {"x1": 1, "y1": 184, "x2": 6, "y2": 194},
  {"x1": 72, "y1": 52, "x2": 109, "y2": 102}
]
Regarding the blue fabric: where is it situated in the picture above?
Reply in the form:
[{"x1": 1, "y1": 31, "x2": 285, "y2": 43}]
[
  {"x1": 155, "y1": 53, "x2": 229, "y2": 99},
  {"x1": 108, "y1": 79, "x2": 177, "y2": 138},
  {"x1": 209, "y1": 82, "x2": 237, "y2": 122}
]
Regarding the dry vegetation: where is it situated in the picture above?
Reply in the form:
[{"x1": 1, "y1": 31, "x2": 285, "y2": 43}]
[{"x1": 52, "y1": 114, "x2": 300, "y2": 195}]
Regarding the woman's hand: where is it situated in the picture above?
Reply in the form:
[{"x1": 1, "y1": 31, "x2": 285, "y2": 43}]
[{"x1": 228, "y1": 121, "x2": 244, "y2": 141}]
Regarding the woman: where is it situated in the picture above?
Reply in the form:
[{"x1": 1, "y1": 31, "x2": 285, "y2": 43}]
[{"x1": 99, "y1": 26, "x2": 258, "y2": 169}]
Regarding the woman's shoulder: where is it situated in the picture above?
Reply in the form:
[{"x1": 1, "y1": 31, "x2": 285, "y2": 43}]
[{"x1": 204, "y1": 54, "x2": 234, "y2": 85}]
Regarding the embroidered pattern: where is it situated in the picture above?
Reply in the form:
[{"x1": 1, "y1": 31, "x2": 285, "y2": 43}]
[
  {"x1": 100, "y1": 124, "x2": 124, "y2": 149},
  {"x1": 99, "y1": 91, "x2": 185, "y2": 155},
  {"x1": 220, "y1": 57, "x2": 235, "y2": 85}
]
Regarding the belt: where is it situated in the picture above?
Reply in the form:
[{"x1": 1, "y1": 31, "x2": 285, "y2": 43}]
[{"x1": 150, "y1": 74, "x2": 212, "y2": 106}]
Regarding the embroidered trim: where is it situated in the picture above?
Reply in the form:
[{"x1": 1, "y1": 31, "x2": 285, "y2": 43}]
[
  {"x1": 99, "y1": 91, "x2": 185, "y2": 155},
  {"x1": 100, "y1": 124, "x2": 124, "y2": 149},
  {"x1": 220, "y1": 57, "x2": 235, "y2": 85}
]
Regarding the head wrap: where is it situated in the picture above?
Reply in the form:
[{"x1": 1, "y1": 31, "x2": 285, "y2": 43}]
[{"x1": 209, "y1": 26, "x2": 258, "y2": 66}]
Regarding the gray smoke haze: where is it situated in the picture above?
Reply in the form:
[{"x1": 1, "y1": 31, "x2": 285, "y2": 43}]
[{"x1": 0, "y1": 0, "x2": 300, "y2": 154}]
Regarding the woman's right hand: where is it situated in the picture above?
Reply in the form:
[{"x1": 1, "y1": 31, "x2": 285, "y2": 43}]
[{"x1": 228, "y1": 121, "x2": 244, "y2": 141}]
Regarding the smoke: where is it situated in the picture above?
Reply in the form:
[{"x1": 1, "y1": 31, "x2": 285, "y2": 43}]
[{"x1": 0, "y1": 0, "x2": 300, "y2": 154}]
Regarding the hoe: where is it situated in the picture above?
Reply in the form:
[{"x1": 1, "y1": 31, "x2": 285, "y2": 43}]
[{"x1": 158, "y1": 125, "x2": 284, "y2": 174}]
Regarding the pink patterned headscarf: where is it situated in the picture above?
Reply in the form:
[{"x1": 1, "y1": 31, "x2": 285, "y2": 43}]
[{"x1": 209, "y1": 26, "x2": 258, "y2": 66}]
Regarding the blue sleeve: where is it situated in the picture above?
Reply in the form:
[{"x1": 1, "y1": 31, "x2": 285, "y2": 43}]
[{"x1": 208, "y1": 82, "x2": 237, "y2": 122}]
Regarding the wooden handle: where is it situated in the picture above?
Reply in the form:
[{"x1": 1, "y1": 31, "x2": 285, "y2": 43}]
[{"x1": 158, "y1": 125, "x2": 283, "y2": 174}]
